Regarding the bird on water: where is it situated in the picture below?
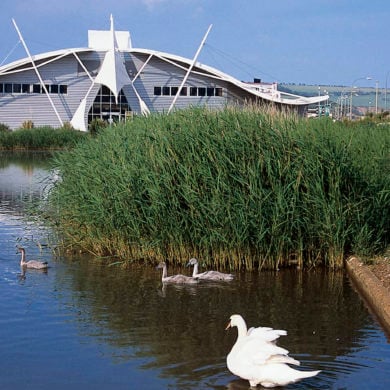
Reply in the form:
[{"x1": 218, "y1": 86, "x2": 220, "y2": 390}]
[
  {"x1": 18, "y1": 247, "x2": 49, "y2": 270},
  {"x1": 225, "y1": 314, "x2": 320, "y2": 388}
]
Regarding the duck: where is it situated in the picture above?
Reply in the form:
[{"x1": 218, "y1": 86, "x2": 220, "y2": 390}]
[
  {"x1": 156, "y1": 262, "x2": 198, "y2": 284},
  {"x1": 187, "y1": 258, "x2": 234, "y2": 281},
  {"x1": 225, "y1": 314, "x2": 320, "y2": 388},
  {"x1": 18, "y1": 247, "x2": 49, "y2": 270}
]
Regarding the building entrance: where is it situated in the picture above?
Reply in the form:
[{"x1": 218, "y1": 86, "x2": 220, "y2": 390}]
[{"x1": 88, "y1": 86, "x2": 131, "y2": 124}]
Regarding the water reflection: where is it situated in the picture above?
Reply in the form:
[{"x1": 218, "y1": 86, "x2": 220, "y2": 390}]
[
  {"x1": 51, "y1": 257, "x2": 378, "y2": 388},
  {"x1": 0, "y1": 151, "x2": 54, "y2": 216},
  {"x1": 1, "y1": 151, "x2": 390, "y2": 389}
]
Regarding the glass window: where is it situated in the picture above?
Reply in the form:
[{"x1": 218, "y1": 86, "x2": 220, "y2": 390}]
[
  {"x1": 162, "y1": 86, "x2": 170, "y2": 96},
  {"x1": 190, "y1": 87, "x2": 197, "y2": 96},
  {"x1": 154, "y1": 86, "x2": 161, "y2": 96},
  {"x1": 59, "y1": 85, "x2": 67, "y2": 94},
  {"x1": 4, "y1": 83, "x2": 12, "y2": 93},
  {"x1": 207, "y1": 87, "x2": 214, "y2": 97},
  {"x1": 119, "y1": 93, "x2": 126, "y2": 104},
  {"x1": 0, "y1": 84, "x2": 3, "y2": 93},
  {"x1": 180, "y1": 87, "x2": 187, "y2": 96},
  {"x1": 171, "y1": 86, "x2": 178, "y2": 96},
  {"x1": 22, "y1": 84, "x2": 30, "y2": 93},
  {"x1": 198, "y1": 87, "x2": 206, "y2": 97},
  {"x1": 50, "y1": 84, "x2": 59, "y2": 93},
  {"x1": 215, "y1": 88, "x2": 223, "y2": 97},
  {"x1": 13, "y1": 84, "x2": 22, "y2": 93},
  {"x1": 33, "y1": 84, "x2": 41, "y2": 93},
  {"x1": 101, "y1": 86, "x2": 110, "y2": 95}
]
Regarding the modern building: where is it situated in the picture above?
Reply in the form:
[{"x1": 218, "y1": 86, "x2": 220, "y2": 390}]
[{"x1": 0, "y1": 16, "x2": 328, "y2": 131}]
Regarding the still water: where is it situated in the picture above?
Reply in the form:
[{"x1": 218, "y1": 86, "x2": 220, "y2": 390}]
[{"x1": 0, "y1": 151, "x2": 389, "y2": 390}]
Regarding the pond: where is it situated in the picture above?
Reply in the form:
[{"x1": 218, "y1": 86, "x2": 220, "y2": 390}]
[{"x1": 0, "y1": 151, "x2": 389, "y2": 389}]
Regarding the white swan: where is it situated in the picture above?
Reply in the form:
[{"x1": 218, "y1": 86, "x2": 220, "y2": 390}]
[
  {"x1": 226, "y1": 314, "x2": 320, "y2": 388},
  {"x1": 18, "y1": 247, "x2": 49, "y2": 270},
  {"x1": 187, "y1": 258, "x2": 234, "y2": 281},
  {"x1": 156, "y1": 262, "x2": 198, "y2": 284}
]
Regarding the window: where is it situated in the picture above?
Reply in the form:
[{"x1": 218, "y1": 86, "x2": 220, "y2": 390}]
[
  {"x1": 33, "y1": 84, "x2": 41, "y2": 93},
  {"x1": 0, "y1": 84, "x2": 3, "y2": 93},
  {"x1": 59, "y1": 85, "x2": 67, "y2": 94},
  {"x1": 153, "y1": 85, "x2": 223, "y2": 98},
  {"x1": 87, "y1": 87, "x2": 131, "y2": 125},
  {"x1": 22, "y1": 84, "x2": 30, "y2": 93},
  {"x1": 207, "y1": 87, "x2": 214, "y2": 97},
  {"x1": 198, "y1": 87, "x2": 206, "y2": 97},
  {"x1": 4, "y1": 83, "x2": 12, "y2": 93},
  {"x1": 50, "y1": 84, "x2": 58, "y2": 93},
  {"x1": 13, "y1": 84, "x2": 21, "y2": 93}
]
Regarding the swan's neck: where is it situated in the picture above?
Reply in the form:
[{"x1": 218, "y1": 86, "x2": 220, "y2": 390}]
[
  {"x1": 192, "y1": 263, "x2": 199, "y2": 277},
  {"x1": 20, "y1": 250, "x2": 26, "y2": 265},
  {"x1": 235, "y1": 317, "x2": 248, "y2": 339},
  {"x1": 161, "y1": 264, "x2": 168, "y2": 279}
]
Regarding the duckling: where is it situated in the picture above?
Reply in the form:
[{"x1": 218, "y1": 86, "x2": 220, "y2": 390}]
[
  {"x1": 18, "y1": 247, "x2": 49, "y2": 270},
  {"x1": 187, "y1": 258, "x2": 234, "y2": 281},
  {"x1": 156, "y1": 262, "x2": 198, "y2": 284}
]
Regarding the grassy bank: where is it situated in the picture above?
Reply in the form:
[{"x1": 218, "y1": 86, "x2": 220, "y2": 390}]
[
  {"x1": 0, "y1": 125, "x2": 88, "y2": 150},
  {"x1": 47, "y1": 107, "x2": 389, "y2": 269}
]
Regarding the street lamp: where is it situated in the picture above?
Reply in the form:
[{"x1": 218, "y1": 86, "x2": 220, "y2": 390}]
[
  {"x1": 349, "y1": 76, "x2": 372, "y2": 120},
  {"x1": 375, "y1": 80, "x2": 379, "y2": 115},
  {"x1": 318, "y1": 86, "x2": 321, "y2": 117},
  {"x1": 385, "y1": 71, "x2": 389, "y2": 111}
]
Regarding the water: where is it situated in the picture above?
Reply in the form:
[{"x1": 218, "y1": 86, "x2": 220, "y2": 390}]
[{"x1": 1, "y1": 151, "x2": 390, "y2": 389}]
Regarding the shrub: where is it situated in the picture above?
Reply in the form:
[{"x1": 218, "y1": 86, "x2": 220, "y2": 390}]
[
  {"x1": 0, "y1": 123, "x2": 11, "y2": 132},
  {"x1": 21, "y1": 120, "x2": 34, "y2": 129},
  {"x1": 0, "y1": 126, "x2": 88, "y2": 150}
]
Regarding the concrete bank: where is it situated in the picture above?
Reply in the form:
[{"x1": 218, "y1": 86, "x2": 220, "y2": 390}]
[{"x1": 346, "y1": 256, "x2": 390, "y2": 336}]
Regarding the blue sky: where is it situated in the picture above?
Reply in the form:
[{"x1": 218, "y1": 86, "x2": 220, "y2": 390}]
[{"x1": 0, "y1": 0, "x2": 388, "y2": 88}]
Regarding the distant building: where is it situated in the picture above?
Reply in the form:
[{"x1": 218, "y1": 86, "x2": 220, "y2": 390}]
[{"x1": 0, "y1": 16, "x2": 328, "y2": 131}]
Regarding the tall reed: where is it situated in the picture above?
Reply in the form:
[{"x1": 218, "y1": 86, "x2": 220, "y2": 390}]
[{"x1": 47, "y1": 107, "x2": 389, "y2": 269}]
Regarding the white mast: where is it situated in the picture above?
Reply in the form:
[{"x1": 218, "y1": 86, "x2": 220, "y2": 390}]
[
  {"x1": 168, "y1": 24, "x2": 212, "y2": 114},
  {"x1": 12, "y1": 19, "x2": 64, "y2": 127}
]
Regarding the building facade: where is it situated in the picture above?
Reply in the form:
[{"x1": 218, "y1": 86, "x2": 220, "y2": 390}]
[{"x1": 0, "y1": 17, "x2": 328, "y2": 131}]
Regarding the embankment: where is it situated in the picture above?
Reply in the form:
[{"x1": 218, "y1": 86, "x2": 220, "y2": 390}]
[{"x1": 346, "y1": 256, "x2": 390, "y2": 336}]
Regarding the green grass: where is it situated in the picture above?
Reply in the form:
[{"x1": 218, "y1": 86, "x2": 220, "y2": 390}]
[
  {"x1": 46, "y1": 107, "x2": 390, "y2": 269},
  {"x1": 0, "y1": 126, "x2": 88, "y2": 150}
]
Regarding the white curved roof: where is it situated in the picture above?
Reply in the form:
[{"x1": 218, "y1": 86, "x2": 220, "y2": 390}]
[{"x1": 0, "y1": 43, "x2": 328, "y2": 106}]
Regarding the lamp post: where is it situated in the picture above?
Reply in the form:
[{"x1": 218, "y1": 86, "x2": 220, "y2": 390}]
[
  {"x1": 385, "y1": 71, "x2": 389, "y2": 111},
  {"x1": 349, "y1": 76, "x2": 372, "y2": 120},
  {"x1": 375, "y1": 80, "x2": 379, "y2": 115},
  {"x1": 318, "y1": 86, "x2": 321, "y2": 117}
]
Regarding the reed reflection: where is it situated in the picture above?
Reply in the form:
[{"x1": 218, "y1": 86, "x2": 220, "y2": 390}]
[{"x1": 52, "y1": 257, "x2": 372, "y2": 385}]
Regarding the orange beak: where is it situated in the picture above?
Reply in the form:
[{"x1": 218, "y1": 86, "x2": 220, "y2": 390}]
[{"x1": 225, "y1": 320, "x2": 231, "y2": 331}]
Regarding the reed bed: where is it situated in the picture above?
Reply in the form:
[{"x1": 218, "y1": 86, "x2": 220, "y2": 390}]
[
  {"x1": 47, "y1": 107, "x2": 389, "y2": 269},
  {"x1": 0, "y1": 126, "x2": 88, "y2": 150}
]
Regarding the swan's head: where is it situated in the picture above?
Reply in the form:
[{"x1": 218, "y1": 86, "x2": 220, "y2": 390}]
[
  {"x1": 225, "y1": 314, "x2": 247, "y2": 333},
  {"x1": 156, "y1": 262, "x2": 166, "y2": 269},
  {"x1": 187, "y1": 258, "x2": 198, "y2": 266},
  {"x1": 16, "y1": 246, "x2": 25, "y2": 254}
]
